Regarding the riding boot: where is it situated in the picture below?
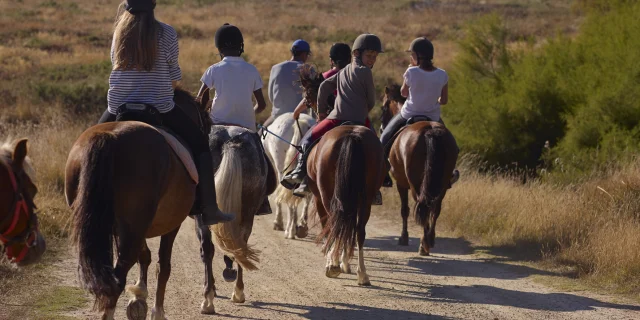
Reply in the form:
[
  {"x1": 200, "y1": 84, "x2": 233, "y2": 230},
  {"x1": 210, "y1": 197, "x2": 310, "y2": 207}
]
[
  {"x1": 293, "y1": 177, "x2": 310, "y2": 198},
  {"x1": 256, "y1": 197, "x2": 273, "y2": 215},
  {"x1": 373, "y1": 190, "x2": 383, "y2": 206},
  {"x1": 382, "y1": 172, "x2": 393, "y2": 188},
  {"x1": 192, "y1": 153, "x2": 236, "y2": 225},
  {"x1": 281, "y1": 151, "x2": 308, "y2": 189}
]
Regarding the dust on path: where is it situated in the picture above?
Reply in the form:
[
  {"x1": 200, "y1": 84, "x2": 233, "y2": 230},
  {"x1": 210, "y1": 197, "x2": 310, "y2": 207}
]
[{"x1": 57, "y1": 212, "x2": 640, "y2": 320}]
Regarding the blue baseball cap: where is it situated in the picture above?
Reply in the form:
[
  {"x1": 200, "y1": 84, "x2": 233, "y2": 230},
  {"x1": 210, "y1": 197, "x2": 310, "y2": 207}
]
[{"x1": 291, "y1": 39, "x2": 311, "y2": 53}]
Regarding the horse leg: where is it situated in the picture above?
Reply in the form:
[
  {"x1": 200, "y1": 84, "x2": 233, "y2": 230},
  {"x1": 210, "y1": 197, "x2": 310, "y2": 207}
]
[
  {"x1": 285, "y1": 202, "x2": 296, "y2": 239},
  {"x1": 150, "y1": 227, "x2": 179, "y2": 320},
  {"x1": 273, "y1": 198, "x2": 284, "y2": 231},
  {"x1": 295, "y1": 196, "x2": 310, "y2": 238},
  {"x1": 231, "y1": 265, "x2": 245, "y2": 303},
  {"x1": 222, "y1": 255, "x2": 237, "y2": 282},
  {"x1": 194, "y1": 216, "x2": 216, "y2": 314},
  {"x1": 357, "y1": 208, "x2": 371, "y2": 286},
  {"x1": 421, "y1": 198, "x2": 443, "y2": 256},
  {"x1": 398, "y1": 187, "x2": 410, "y2": 246},
  {"x1": 105, "y1": 234, "x2": 144, "y2": 320},
  {"x1": 125, "y1": 242, "x2": 151, "y2": 320},
  {"x1": 340, "y1": 248, "x2": 351, "y2": 274},
  {"x1": 325, "y1": 247, "x2": 341, "y2": 278}
]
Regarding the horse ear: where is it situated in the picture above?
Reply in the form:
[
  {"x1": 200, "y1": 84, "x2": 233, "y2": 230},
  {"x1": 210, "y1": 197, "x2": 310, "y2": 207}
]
[
  {"x1": 12, "y1": 139, "x2": 28, "y2": 170},
  {"x1": 385, "y1": 86, "x2": 390, "y2": 95}
]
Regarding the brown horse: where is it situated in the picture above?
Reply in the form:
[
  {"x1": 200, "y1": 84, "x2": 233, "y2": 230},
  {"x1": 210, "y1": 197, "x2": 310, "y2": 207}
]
[
  {"x1": 65, "y1": 88, "x2": 210, "y2": 320},
  {"x1": 0, "y1": 139, "x2": 45, "y2": 266},
  {"x1": 381, "y1": 85, "x2": 459, "y2": 256},
  {"x1": 300, "y1": 68, "x2": 384, "y2": 285}
]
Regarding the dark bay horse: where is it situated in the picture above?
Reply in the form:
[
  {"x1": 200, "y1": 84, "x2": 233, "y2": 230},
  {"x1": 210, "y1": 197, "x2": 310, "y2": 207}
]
[
  {"x1": 195, "y1": 124, "x2": 275, "y2": 313},
  {"x1": 65, "y1": 88, "x2": 210, "y2": 320},
  {"x1": 0, "y1": 139, "x2": 45, "y2": 266},
  {"x1": 300, "y1": 68, "x2": 384, "y2": 285},
  {"x1": 381, "y1": 85, "x2": 459, "y2": 256}
]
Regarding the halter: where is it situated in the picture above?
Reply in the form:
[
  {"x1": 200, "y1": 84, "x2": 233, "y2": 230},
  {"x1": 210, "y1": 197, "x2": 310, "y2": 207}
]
[{"x1": 0, "y1": 159, "x2": 38, "y2": 264}]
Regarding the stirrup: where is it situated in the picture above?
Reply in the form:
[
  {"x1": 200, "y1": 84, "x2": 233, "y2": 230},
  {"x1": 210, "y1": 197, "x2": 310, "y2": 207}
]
[{"x1": 293, "y1": 181, "x2": 310, "y2": 198}]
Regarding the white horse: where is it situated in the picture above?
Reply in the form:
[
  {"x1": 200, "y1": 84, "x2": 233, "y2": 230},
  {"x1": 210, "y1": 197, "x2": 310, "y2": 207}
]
[{"x1": 262, "y1": 112, "x2": 316, "y2": 239}]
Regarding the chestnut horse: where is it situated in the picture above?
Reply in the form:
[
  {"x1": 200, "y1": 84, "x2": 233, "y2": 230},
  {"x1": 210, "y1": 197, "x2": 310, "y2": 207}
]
[
  {"x1": 381, "y1": 85, "x2": 458, "y2": 256},
  {"x1": 0, "y1": 139, "x2": 45, "y2": 266},
  {"x1": 65, "y1": 88, "x2": 210, "y2": 320},
  {"x1": 300, "y1": 68, "x2": 384, "y2": 285}
]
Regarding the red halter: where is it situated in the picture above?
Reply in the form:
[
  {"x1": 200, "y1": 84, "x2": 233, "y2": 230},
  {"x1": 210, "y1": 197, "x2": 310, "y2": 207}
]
[{"x1": 0, "y1": 159, "x2": 37, "y2": 263}]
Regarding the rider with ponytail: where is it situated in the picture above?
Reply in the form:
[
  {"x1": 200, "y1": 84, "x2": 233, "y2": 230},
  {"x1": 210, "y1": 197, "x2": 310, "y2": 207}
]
[
  {"x1": 98, "y1": 0, "x2": 234, "y2": 225},
  {"x1": 379, "y1": 37, "x2": 458, "y2": 187}
]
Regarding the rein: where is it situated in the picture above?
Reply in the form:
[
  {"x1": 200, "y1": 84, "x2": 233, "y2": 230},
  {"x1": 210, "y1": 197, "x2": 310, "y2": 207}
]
[
  {"x1": 0, "y1": 159, "x2": 38, "y2": 263},
  {"x1": 257, "y1": 124, "x2": 303, "y2": 153}
]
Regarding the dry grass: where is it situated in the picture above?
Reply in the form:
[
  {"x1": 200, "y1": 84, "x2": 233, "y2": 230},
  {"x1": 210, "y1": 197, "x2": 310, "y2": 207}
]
[{"x1": 430, "y1": 157, "x2": 640, "y2": 294}]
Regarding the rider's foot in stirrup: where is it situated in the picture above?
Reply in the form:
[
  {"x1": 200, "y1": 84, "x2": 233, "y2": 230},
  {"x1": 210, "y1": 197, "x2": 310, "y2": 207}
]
[
  {"x1": 382, "y1": 173, "x2": 393, "y2": 188},
  {"x1": 293, "y1": 180, "x2": 310, "y2": 198},
  {"x1": 450, "y1": 169, "x2": 460, "y2": 187},
  {"x1": 282, "y1": 160, "x2": 305, "y2": 185},
  {"x1": 372, "y1": 190, "x2": 383, "y2": 205}
]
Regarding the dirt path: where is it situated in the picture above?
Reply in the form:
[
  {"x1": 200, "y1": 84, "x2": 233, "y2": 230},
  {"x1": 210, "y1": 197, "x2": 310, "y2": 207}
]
[{"x1": 60, "y1": 212, "x2": 639, "y2": 320}]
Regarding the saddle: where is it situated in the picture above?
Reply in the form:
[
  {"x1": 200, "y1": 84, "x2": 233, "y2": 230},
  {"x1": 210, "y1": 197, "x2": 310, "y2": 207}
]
[
  {"x1": 383, "y1": 116, "x2": 436, "y2": 157},
  {"x1": 116, "y1": 103, "x2": 199, "y2": 183},
  {"x1": 405, "y1": 115, "x2": 433, "y2": 125}
]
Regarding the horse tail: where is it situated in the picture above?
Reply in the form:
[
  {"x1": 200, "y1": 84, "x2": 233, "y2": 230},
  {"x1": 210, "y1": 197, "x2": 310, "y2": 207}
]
[
  {"x1": 211, "y1": 144, "x2": 260, "y2": 271},
  {"x1": 322, "y1": 134, "x2": 365, "y2": 260},
  {"x1": 416, "y1": 129, "x2": 446, "y2": 227},
  {"x1": 71, "y1": 132, "x2": 118, "y2": 311}
]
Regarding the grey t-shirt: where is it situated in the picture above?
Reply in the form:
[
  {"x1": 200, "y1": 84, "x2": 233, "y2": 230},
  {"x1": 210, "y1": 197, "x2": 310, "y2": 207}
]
[{"x1": 268, "y1": 60, "x2": 303, "y2": 117}]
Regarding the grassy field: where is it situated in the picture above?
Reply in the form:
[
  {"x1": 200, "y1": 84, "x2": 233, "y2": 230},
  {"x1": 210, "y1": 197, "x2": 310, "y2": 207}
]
[{"x1": 6, "y1": 0, "x2": 638, "y2": 299}]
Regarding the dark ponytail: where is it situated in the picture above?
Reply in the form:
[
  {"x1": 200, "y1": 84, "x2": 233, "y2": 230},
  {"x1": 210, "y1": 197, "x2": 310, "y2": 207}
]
[{"x1": 418, "y1": 55, "x2": 434, "y2": 71}]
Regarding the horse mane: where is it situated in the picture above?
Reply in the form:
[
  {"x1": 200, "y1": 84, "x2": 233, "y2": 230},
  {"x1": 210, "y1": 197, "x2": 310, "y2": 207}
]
[
  {"x1": 386, "y1": 84, "x2": 406, "y2": 104},
  {"x1": 0, "y1": 139, "x2": 36, "y2": 183},
  {"x1": 173, "y1": 86, "x2": 213, "y2": 133}
]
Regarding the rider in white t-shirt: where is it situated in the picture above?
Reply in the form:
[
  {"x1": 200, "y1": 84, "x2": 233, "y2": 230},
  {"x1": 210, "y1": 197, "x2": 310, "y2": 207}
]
[
  {"x1": 379, "y1": 37, "x2": 459, "y2": 187},
  {"x1": 197, "y1": 23, "x2": 274, "y2": 215}
]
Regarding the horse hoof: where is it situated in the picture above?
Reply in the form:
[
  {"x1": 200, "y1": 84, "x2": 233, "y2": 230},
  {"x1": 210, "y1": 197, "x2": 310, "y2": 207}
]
[
  {"x1": 200, "y1": 301, "x2": 216, "y2": 315},
  {"x1": 358, "y1": 280, "x2": 372, "y2": 286},
  {"x1": 340, "y1": 263, "x2": 352, "y2": 274},
  {"x1": 150, "y1": 307, "x2": 167, "y2": 320},
  {"x1": 273, "y1": 223, "x2": 284, "y2": 231},
  {"x1": 398, "y1": 237, "x2": 409, "y2": 246},
  {"x1": 126, "y1": 299, "x2": 148, "y2": 320},
  {"x1": 231, "y1": 290, "x2": 245, "y2": 303},
  {"x1": 296, "y1": 225, "x2": 309, "y2": 238},
  {"x1": 419, "y1": 245, "x2": 430, "y2": 256},
  {"x1": 325, "y1": 266, "x2": 341, "y2": 278},
  {"x1": 357, "y1": 272, "x2": 371, "y2": 286},
  {"x1": 223, "y1": 268, "x2": 237, "y2": 282}
]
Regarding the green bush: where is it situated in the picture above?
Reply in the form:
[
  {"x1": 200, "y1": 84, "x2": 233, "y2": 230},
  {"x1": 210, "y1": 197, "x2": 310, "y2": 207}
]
[{"x1": 446, "y1": 2, "x2": 640, "y2": 175}]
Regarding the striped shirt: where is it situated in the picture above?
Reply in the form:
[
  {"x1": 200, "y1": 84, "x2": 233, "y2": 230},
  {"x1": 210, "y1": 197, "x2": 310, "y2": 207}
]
[{"x1": 107, "y1": 22, "x2": 182, "y2": 114}]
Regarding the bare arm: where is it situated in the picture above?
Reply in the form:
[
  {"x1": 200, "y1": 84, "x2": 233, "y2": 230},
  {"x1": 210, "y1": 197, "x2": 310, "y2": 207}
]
[
  {"x1": 439, "y1": 83, "x2": 448, "y2": 105},
  {"x1": 197, "y1": 83, "x2": 209, "y2": 102},
  {"x1": 172, "y1": 80, "x2": 180, "y2": 89},
  {"x1": 292, "y1": 99, "x2": 308, "y2": 120},
  {"x1": 401, "y1": 80, "x2": 409, "y2": 98},
  {"x1": 253, "y1": 89, "x2": 267, "y2": 114},
  {"x1": 317, "y1": 74, "x2": 338, "y2": 117}
]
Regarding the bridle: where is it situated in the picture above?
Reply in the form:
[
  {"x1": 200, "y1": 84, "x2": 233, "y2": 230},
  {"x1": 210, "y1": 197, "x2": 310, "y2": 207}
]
[{"x1": 0, "y1": 158, "x2": 39, "y2": 263}]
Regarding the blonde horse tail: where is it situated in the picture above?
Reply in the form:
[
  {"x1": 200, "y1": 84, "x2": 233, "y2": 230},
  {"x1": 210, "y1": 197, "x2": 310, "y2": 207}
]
[{"x1": 211, "y1": 145, "x2": 260, "y2": 270}]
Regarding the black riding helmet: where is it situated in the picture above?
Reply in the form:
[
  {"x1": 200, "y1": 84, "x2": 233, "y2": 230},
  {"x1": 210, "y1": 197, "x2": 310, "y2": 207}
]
[
  {"x1": 329, "y1": 43, "x2": 351, "y2": 62},
  {"x1": 215, "y1": 23, "x2": 244, "y2": 52},
  {"x1": 352, "y1": 34, "x2": 384, "y2": 53},
  {"x1": 407, "y1": 37, "x2": 434, "y2": 60},
  {"x1": 125, "y1": 0, "x2": 156, "y2": 14}
]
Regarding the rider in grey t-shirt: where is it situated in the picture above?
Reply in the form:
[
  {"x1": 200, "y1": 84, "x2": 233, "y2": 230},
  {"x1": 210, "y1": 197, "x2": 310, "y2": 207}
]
[{"x1": 264, "y1": 39, "x2": 311, "y2": 127}]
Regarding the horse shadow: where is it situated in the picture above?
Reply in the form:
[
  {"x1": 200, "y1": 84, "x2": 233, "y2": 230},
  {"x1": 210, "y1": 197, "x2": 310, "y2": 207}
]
[
  {"x1": 240, "y1": 301, "x2": 456, "y2": 320},
  {"x1": 382, "y1": 284, "x2": 640, "y2": 313},
  {"x1": 363, "y1": 235, "x2": 474, "y2": 255}
]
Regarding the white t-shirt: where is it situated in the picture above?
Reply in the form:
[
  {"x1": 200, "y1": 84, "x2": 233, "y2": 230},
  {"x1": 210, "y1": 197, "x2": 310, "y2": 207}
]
[
  {"x1": 201, "y1": 56, "x2": 263, "y2": 131},
  {"x1": 400, "y1": 67, "x2": 448, "y2": 121}
]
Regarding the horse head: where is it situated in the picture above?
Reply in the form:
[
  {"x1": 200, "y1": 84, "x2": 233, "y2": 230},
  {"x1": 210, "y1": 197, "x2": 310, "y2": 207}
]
[
  {"x1": 174, "y1": 87, "x2": 213, "y2": 135},
  {"x1": 380, "y1": 84, "x2": 406, "y2": 134},
  {"x1": 0, "y1": 138, "x2": 45, "y2": 266},
  {"x1": 298, "y1": 64, "x2": 325, "y2": 112}
]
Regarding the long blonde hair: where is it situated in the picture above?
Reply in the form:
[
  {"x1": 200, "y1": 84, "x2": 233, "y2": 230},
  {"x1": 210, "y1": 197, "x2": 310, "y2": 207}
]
[{"x1": 112, "y1": 2, "x2": 160, "y2": 71}]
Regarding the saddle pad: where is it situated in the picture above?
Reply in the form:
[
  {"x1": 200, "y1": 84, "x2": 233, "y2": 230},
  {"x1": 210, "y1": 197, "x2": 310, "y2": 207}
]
[{"x1": 157, "y1": 128, "x2": 199, "y2": 184}]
